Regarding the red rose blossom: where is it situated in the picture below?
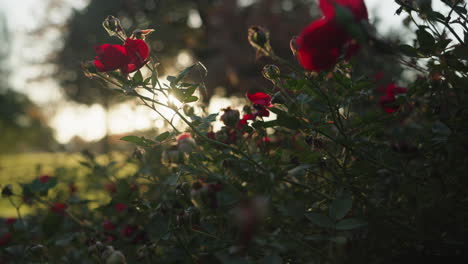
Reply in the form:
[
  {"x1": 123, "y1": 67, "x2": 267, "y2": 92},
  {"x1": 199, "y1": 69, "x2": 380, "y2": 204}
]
[
  {"x1": 379, "y1": 83, "x2": 408, "y2": 114},
  {"x1": 4, "y1": 218, "x2": 16, "y2": 225},
  {"x1": 121, "y1": 224, "x2": 136, "y2": 237},
  {"x1": 51, "y1": 203, "x2": 68, "y2": 215},
  {"x1": 39, "y1": 175, "x2": 52, "y2": 183},
  {"x1": 0, "y1": 232, "x2": 11, "y2": 247},
  {"x1": 93, "y1": 38, "x2": 149, "y2": 74},
  {"x1": 296, "y1": 0, "x2": 368, "y2": 72},
  {"x1": 297, "y1": 18, "x2": 348, "y2": 72},
  {"x1": 115, "y1": 203, "x2": 127, "y2": 213},
  {"x1": 103, "y1": 220, "x2": 116, "y2": 231},
  {"x1": 319, "y1": 0, "x2": 368, "y2": 21},
  {"x1": 247, "y1": 92, "x2": 272, "y2": 107}
]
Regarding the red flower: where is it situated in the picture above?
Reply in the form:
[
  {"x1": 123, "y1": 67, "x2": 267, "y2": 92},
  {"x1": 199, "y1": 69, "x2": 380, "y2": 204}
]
[
  {"x1": 120, "y1": 38, "x2": 150, "y2": 74},
  {"x1": 39, "y1": 175, "x2": 52, "y2": 183},
  {"x1": 379, "y1": 83, "x2": 408, "y2": 114},
  {"x1": 177, "y1": 133, "x2": 192, "y2": 142},
  {"x1": 115, "y1": 203, "x2": 127, "y2": 213},
  {"x1": 0, "y1": 232, "x2": 11, "y2": 247},
  {"x1": 296, "y1": 0, "x2": 368, "y2": 72},
  {"x1": 237, "y1": 113, "x2": 255, "y2": 129},
  {"x1": 121, "y1": 224, "x2": 136, "y2": 237},
  {"x1": 297, "y1": 18, "x2": 348, "y2": 72},
  {"x1": 51, "y1": 203, "x2": 68, "y2": 214},
  {"x1": 247, "y1": 93, "x2": 272, "y2": 107},
  {"x1": 4, "y1": 218, "x2": 16, "y2": 225},
  {"x1": 319, "y1": 0, "x2": 368, "y2": 21},
  {"x1": 93, "y1": 38, "x2": 149, "y2": 74},
  {"x1": 103, "y1": 220, "x2": 116, "y2": 231}
]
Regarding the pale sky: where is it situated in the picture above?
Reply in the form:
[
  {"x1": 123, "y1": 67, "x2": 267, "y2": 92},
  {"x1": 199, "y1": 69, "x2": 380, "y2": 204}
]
[{"x1": 0, "y1": 0, "x2": 458, "y2": 143}]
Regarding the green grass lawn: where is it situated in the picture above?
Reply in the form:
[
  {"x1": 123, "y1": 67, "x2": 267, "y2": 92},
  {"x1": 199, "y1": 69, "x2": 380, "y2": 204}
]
[{"x1": 0, "y1": 152, "x2": 137, "y2": 217}]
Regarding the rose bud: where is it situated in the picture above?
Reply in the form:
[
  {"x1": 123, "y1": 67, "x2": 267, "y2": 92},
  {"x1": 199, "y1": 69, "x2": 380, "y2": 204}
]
[
  {"x1": 248, "y1": 26, "x2": 273, "y2": 57},
  {"x1": 261, "y1": 64, "x2": 280, "y2": 82},
  {"x1": 102, "y1": 15, "x2": 125, "y2": 39},
  {"x1": 233, "y1": 196, "x2": 269, "y2": 247},
  {"x1": 106, "y1": 250, "x2": 126, "y2": 264},
  {"x1": 1, "y1": 184, "x2": 13, "y2": 197},
  {"x1": 177, "y1": 133, "x2": 196, "y2": 153},
  {"x1": 220, "y1": 107, "x2": 240, "y2": 128}
]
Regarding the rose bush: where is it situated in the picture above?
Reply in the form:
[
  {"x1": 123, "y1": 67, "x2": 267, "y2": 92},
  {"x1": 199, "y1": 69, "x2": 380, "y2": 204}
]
[{"x1": 1, "y1": 1, "x2": 468, "y2": 263}]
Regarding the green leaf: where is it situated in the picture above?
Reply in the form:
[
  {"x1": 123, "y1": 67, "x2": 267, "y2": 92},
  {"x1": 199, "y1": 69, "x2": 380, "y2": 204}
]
[
  {"x1": 329, "y1": 198, "x2": 352, "y2": 220},
  {"x1": 155, "y1": 131, "x2": 171, "y2": 142},
  {"x1": 399, "y1": 44, "x2": 418, "y2": 57},
  {"x1": 417, "y1": 28, "x2": 435, "y2": 49},
  {"x1": 335, "y1": 218, "x2": 367, "y2": 230},
  {"x1": 165, "y1": 172, "x2": 180, "y2": 185},
  {"x1": 305, "y1": 213, "x2": 334, "y2": 228},
  {"x1": 120, "y1": 136, "x2": 155, "y2": 147},
  {"x1": 133, "y1": 70, "x2": 143, "y2": 84}
]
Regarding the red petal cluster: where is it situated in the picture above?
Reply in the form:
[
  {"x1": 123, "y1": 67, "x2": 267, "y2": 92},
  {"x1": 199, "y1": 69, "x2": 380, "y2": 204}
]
[
  {"x1": 39, "y1": 175, "x2": 52, "y2": 183},
  {"x1": 93, "y1": 38, "x2": 149, "y2": 74},
  {"x1": 297, "y1": 0, "x2": 368, "y2": 72},
  {"x1": 319, "y1": 0, "x2": 368, "y2": 21},
  {"x1": 51, "y1": 203, "x2": 68, "y2": 214},
  {"x1": 115, "y1": 203, "x2": 128, "y2": 213},
  {"x1": 238, "y1": 92, "x2": 273, "y2": 129},
  {"x1": 379, "y1": 83, "x2": 408, "y2": 114}
]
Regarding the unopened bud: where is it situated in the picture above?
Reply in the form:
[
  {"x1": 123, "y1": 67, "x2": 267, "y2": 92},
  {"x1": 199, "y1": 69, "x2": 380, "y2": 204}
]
[
  {"x1": 177, "y1": 133, "x2": 196, "y2": 153},
  {"x1": 220, "y1": 107, "x2": 240, "y2": 128},
  {"x1": 102, "y1": 15, "x2": 126, "y2": 40},
  {"x1": 248, "y1": 26, "x2": 273, "y2": 57},
  {"x1": 261, "y1": 64, "x2": 280, "y2": 82},
  {"x1": 290, "y1": 36, "x2": 298, "y2": 56},
  {"x1": 106, "y1": 250, "x2": 127, "y2": 264},
  {"x1": 1, "y1": 184, "x2": 13, "y2": 197}
]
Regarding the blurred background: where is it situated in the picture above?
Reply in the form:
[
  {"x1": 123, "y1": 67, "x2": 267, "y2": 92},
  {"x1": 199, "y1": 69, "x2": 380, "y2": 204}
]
[{"x1": 0, "y1": 0, "x2": 455, "y2": 201}]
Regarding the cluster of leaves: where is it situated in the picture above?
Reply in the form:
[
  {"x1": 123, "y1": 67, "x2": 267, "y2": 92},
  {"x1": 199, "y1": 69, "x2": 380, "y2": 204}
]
[{"x1": 2, "y1": 1, "x2": 468, "y2": 263}]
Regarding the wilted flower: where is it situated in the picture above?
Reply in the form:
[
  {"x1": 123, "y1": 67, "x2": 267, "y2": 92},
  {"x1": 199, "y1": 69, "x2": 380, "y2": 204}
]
[
  {"x1": 221, "y1": 107, "x2": 240, "y2": 128},
  {"x1": 247, "y1": 26, "x2": 273, "y2": 57}
]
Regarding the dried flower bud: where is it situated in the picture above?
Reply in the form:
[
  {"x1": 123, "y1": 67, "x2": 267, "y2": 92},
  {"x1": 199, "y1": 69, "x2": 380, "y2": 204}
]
[
  {"x1": 102, "y1": 16, "x2": 126, "y2": 40},
  {"x1": 248, "y1": 26, "x2": 273, "y2": 57},
  {"x1": 290, "y1": 36, "x2": 298, "y2": 56},
  {"x1": 1, "y1": 184, "x2": 13, "y2": 197},
  {"x1": 221, "y1": 107, "x2": 240, "y2": 128},
  {"x1": 131, "y1": 29, "x2": 155, "y2": 40},
  {"x1": 261, "y1": 64, "x2": 280, "y2": 82},
  {"x1": 81, "y1": 61, "x2": 97, "y2": 79}
]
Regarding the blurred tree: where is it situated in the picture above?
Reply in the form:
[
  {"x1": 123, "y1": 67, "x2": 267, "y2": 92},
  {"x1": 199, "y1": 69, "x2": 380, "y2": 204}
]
[{"x1": 0, "y1": 12, "x2": 57, "y2": 153}]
